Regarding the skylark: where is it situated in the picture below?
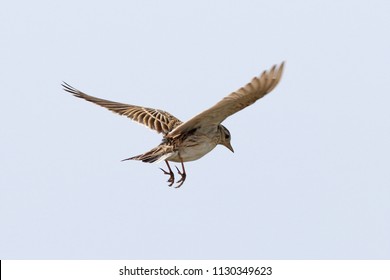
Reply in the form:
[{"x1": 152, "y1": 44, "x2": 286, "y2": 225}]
[{"x1": 63, "y1": 62, "x2": 284, "y2": 187}]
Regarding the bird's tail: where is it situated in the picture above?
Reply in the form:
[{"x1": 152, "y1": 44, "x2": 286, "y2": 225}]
[{"x1": 122, "y1": 145, "x2": 173, "y2": 163}]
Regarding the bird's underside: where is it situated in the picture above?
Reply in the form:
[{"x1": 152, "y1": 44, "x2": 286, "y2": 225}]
[{"x1": 62, "y1": 62, "x2": 285, "y2": 188}]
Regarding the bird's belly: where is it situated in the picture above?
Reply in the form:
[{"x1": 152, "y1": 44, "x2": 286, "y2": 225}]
[{"x1": 168, "y1": 141, "x2": 217, "y2": 162}]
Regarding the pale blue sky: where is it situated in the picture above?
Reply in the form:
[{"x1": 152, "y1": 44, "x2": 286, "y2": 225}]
[{"x1": 1, "y1": 0, "x2": 389, "y2": 259}]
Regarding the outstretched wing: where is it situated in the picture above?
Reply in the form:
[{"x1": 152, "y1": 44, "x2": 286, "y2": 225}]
[
  {"x1": 168, "y1": 62, "x2": 284, "y2": 138},
  {"x1": 62, "y1": 82, "x2": 182, "y2": 135}
]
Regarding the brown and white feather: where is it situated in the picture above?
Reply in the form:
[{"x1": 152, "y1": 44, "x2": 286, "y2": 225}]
[
  {"x1": 168, "y1": 62, "x2": 284, "y2": 138},
  {"x1": 62, "y1": 82, "x2": 182, "y2": 134}
]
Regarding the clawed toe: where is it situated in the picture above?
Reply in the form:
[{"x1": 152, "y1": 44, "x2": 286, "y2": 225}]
[
  {"x1": 175, "y1": 165, "x2": 183, "y2": 176},
  {"x1": 159, "y1": 165, "x2": 175, "y2": 187},
  {"x1": 161, "y1": 160, "x2": 187, "y2": 188},
  {"x1": 175, "y1": 173, "x2": 186, "y2": 188},
  {"x1": 159, "y1": 168, "x2": 170, "y2": 175},
  {"x1": 174, "y1": 164, "x2": 186, "y2": 188}
]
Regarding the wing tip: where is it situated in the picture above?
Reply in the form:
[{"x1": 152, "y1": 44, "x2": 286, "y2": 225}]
[
  {"x1": 61, "y1": 81, "x2": 84, "y2": 98},
  {"x1": 265, "y1": 60, "x2": 285, "y2": 92},
  {"x1": 278, "y1": 61, "x2": 285, "y2": 74}
]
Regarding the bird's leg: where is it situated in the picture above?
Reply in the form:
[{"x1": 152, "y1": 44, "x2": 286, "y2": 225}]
[
  {"x1": 175, "y1": 158, "x2": 186, "y2": 188},
  {"x1": 159, "y1": 160, "x2": 175, "y2": 187}
]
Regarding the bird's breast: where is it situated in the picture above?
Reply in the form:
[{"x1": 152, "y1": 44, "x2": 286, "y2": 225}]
[{"x1": 167, "y1": 135, "x2": 218, "y2": 162}]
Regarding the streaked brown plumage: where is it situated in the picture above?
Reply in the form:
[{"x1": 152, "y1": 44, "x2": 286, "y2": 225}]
[{"x1": 62, "y1": 62, "x2": 285, "y2": 187}]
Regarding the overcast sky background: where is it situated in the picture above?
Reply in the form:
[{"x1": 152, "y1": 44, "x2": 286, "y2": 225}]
[{"x1": 1, "y1": 0, "x2": 389, "y2": 259}]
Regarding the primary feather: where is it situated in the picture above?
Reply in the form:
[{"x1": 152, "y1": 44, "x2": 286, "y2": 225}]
[{"x1": 62, "y1": 82, "x2": 182, "y2": 135}]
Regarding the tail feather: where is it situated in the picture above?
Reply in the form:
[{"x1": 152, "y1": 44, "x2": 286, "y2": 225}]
[
  {"x1": 122, "y1": 145, "x2": 174, "y2": 163},
  {"x1": 122, "y1": 153, "x2": 160, "y2": 163}
]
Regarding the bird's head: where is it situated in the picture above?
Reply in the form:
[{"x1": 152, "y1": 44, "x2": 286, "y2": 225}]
[{"x1": 219, "y1": 125, "x2": 234, "y2": 153}]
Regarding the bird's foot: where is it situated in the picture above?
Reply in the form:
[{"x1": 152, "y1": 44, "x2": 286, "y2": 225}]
[
  {"x1": 159, "y1": 168, "x2": 175, "y2": 187},
  {"x1": 175, "y1": 166, "x2": 186, "y2": 188}
]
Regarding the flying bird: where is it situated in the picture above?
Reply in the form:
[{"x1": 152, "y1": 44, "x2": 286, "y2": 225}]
[{"x1": 62, "y1": 62, "x2": 284, "y2": 187}]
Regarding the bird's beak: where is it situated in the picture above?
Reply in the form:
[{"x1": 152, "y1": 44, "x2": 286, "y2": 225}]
[{"x1": 224, "y1": 142, "x2": 234, "y2": 153}]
